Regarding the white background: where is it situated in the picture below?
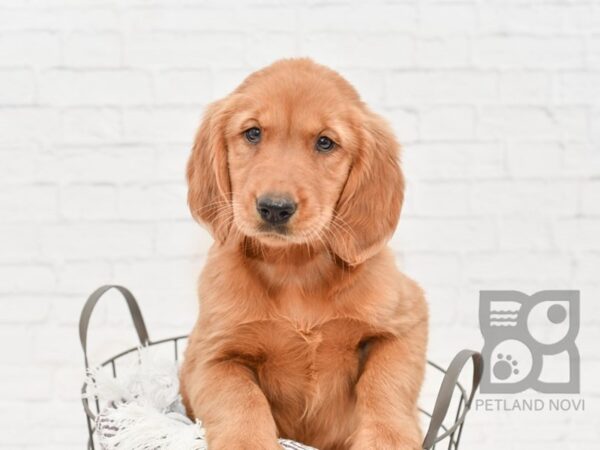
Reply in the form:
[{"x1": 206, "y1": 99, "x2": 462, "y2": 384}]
[{"x1": 1, "y1": 0, "x2": 599, "y2": 448}]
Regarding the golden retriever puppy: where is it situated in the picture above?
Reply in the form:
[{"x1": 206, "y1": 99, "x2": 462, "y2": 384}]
[{"x1": 180, "y1": 58, "x2": 428, "y2": 450}]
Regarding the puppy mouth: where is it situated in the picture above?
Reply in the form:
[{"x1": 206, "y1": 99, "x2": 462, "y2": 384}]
[
  {"x1": 253, "y1": 221, "x2": 330, "y2": 246},
  {"x1": 232, "y1": 204, "x2": 331, "y2": 245},
  {"x1": 257, "y1": 222, "x2": 289, "y2": 236},
  {"x1": 255, "y1": 223, "x2": 297, "y2": 245},
  {"x1": 247, "y1": 222, "x2": 316, "y2": 246},
  {"x1": 233, "y1": 216, "x2": 294, "y2": 243}
]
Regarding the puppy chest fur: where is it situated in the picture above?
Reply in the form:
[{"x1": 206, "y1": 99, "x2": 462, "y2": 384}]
[
  {"x1": 181, "y1": 248, "x2": 418, "y2": 449},
  {"x1": 216, "y1": 312, "x2": 379, "y2": 448}
]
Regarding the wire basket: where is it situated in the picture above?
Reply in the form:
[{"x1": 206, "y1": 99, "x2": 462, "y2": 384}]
[{"x1": 80, "y1": 285, "x2": 483, "y2": 450}]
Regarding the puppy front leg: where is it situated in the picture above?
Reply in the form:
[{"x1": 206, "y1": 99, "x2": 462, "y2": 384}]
[
  {"x1": 350, "y1": 327, "x2": 427, "y2": 450},
  {"x1": 185, "y1": 359, "x2": 280, "y2": 450}
]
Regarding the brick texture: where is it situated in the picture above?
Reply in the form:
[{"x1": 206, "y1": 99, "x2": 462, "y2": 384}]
[{"x1": 0, "y1": 1, "x2": 599, "y2": 448}]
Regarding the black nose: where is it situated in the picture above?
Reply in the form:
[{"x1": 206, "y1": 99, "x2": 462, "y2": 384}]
[{"x1": 256, "y1": 195, "x2": 297, "y2": 225}]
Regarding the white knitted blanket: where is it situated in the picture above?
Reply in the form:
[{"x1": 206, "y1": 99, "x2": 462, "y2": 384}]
[{"x1": 83, "y1": 349, "x2": 316, "y2": 450}]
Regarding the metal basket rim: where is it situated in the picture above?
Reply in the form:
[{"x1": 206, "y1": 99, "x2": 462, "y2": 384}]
[
  {"x1": 79, "y1": 285, "x2": 482, "y2": 450},
  {"x1": 81, "y1": 334, "x2": 473, "y2": 449}
]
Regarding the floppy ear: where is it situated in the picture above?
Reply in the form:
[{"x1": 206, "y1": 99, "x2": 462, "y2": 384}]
[
  {"x1": 186, "y1": 100, "x2": 232, "y2": 243},
  {"x1": 329, "y1": 110, "x2": 404, "y2": 266}
]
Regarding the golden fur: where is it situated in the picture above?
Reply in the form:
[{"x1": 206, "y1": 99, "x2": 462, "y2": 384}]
[{"x1": 180, "y1": 59, "x2": 428, "y2": 450}]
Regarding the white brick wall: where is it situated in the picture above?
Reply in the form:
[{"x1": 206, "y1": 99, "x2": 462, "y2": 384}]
[{"x1": 0, "y1": 0, "x2": 598, "y2": 448}]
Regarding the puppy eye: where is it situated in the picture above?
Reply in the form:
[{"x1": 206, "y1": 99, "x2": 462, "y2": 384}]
[
  {"x1": 244, "y1": 127, "x2": 261, "y2": 144},
  {"x1": 316, "y1": 136, "x2": 335, "y2": 153}
]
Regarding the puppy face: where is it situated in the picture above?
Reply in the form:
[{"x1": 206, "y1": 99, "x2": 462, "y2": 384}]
[
  {"x1": 225, "y1": 69, "x2": 357, "y2": 247},
  {"x1": 188, "y1": 59, "x2": 404, "y2": 265}
]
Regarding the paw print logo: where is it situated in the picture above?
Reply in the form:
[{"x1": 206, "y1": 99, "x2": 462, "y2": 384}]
[
  {"x1": 480, "y1": 290, "x2": 580, "y2": 394},
  {"x1": 486, "y1": 339, "x2": 531, "y2": 386},
  {"x1": 493, "y1": 354, "x2": 519, "y2": 380}
]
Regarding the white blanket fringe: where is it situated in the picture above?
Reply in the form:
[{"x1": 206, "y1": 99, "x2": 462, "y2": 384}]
[{"x1": 83, "y1": 348, "x2": 316, "y2": 450}]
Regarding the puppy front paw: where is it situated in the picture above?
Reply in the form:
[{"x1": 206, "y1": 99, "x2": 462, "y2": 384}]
[
  {"x1": 350, "y1": 423, "x2": 420, "y2": 450},
  {"x1": 209, "y1": 435, "x2": 282, "y2": 450}
]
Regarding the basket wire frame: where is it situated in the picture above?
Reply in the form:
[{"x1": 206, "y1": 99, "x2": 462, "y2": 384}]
[{"x1": 80, "y1": 285, "x2": 482, "y2": 450}]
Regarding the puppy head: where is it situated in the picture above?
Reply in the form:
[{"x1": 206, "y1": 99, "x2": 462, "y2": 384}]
[{"x1": 187, "y1": 59, "x2": 404, "y2": 266}]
